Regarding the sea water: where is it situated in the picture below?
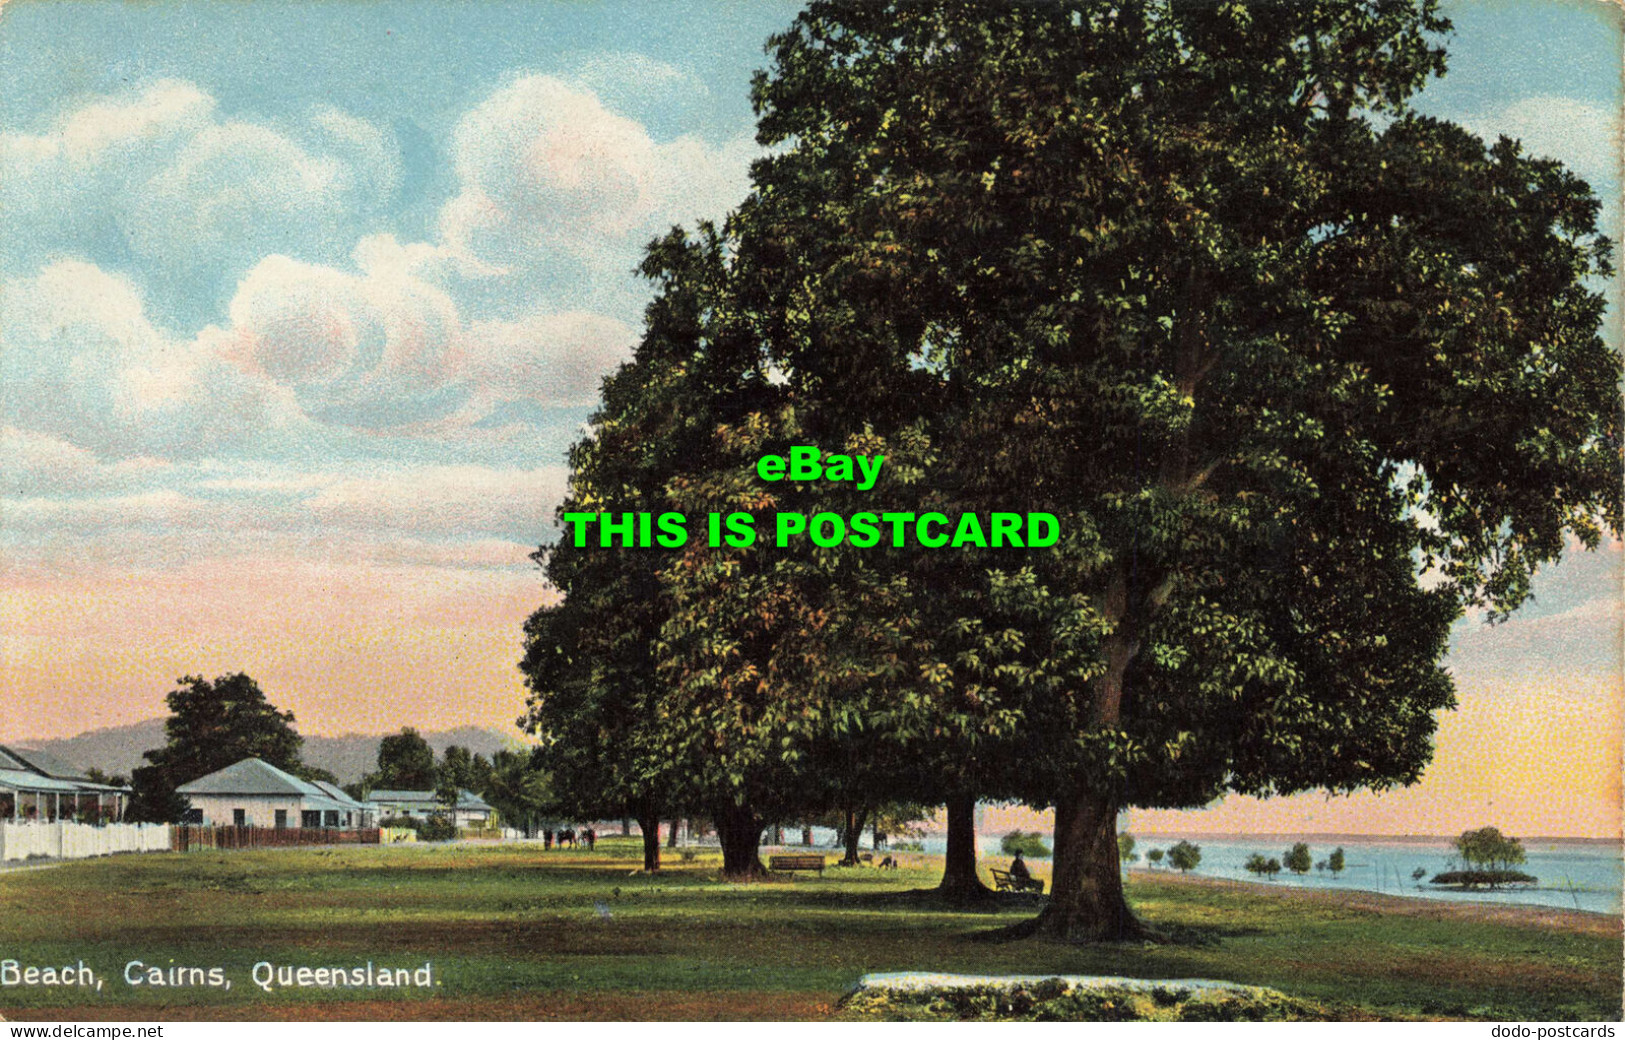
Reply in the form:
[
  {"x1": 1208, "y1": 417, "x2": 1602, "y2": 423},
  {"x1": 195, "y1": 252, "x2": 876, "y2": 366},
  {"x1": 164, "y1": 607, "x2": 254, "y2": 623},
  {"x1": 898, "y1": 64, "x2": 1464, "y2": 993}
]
[
  {"x1": 1131, "y1": 837, "x2": 1622, "y2": 915},
  {"x1": 777, "y1": 829, "x2": 1620, "y2": 915}
]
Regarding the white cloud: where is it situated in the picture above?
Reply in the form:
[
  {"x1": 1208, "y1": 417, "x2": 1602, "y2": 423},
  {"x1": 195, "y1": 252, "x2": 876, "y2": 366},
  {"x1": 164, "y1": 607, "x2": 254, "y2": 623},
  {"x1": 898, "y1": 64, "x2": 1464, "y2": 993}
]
[
  {"x1": 209, "y1": 239, "x2": 640, "y2": 429},
  {"x1": 464, "y1": 310, "x2": 636, "y2": 408},
  {"x1": 0, "y1": 261, "x2": 291, "y2": 460},
  {"x1": 0, "y1": 427, "x2": 171, "y2": 498},
  {"x1": 3, "y1": 79, "x2": 214, "y2": 166},
  {"x1": 1463, "y1": 95, "x2": 1619, "y2": 193},
  {"x1": 1, "y1": 81, "x2": 401, "y2": 298},
  {"x1": 438, "y1": 74, "x2": 756, "y2": 280},
  {"x1": 213, "y1": 251, "x2": 470, "y2": 430},
  {"x1": 310, "y1": 104, "x2": 402, "y2": 204}
]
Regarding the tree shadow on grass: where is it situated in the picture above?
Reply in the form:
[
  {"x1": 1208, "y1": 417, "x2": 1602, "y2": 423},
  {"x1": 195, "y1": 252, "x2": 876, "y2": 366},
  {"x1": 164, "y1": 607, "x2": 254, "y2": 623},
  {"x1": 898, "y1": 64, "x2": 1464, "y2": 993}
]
[
  {"x1": 777, "y1": 886, "x2": 1043, "y2": 915},
  {"x1": 967, "y1": 916, "x2": 1266, "y2": 948}
]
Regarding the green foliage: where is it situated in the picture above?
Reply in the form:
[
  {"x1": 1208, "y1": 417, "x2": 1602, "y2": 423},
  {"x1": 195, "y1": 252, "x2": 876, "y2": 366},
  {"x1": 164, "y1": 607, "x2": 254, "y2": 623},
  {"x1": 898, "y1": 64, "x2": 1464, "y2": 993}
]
[
  {"x1": 521, "y1": 0, "x2": 1621, "y2": 931},
  {"x1": 1167, "y1": 841, "x2": 1202, "y2": 873},
  {"x1": 439, "y1": 746, "x2": 476, "y2": 791},
  {"x1": 1453, "y1": 828, "x2": 1527, "y2": 873},
  {"x1": 127, "y1": 673, "x2": 309, "y2": 823},
  {"x1": 1328, "y1": 847, "x2": 1346, "y2": 875},
  {"x1": 1430, "y1": 870, "x2": 1537, "y2": 890},
  {"x1": 417, "y1": 814, "x2": 457, "y2": 843},
  {"x1": 1147, "y1": 848, "x2": 1164, "y2": 867},
  {"x1": 370, "y1": 728, "x2": 438, "y2": 792},
  {"x1": 480, "y1": 748, "x2": 554, "y2": 833},
  {"x1": 1284, "y1": 842, "x2": 1313, "y2": 875},
  {"x1": 434, "y1": 773, "x2": 461, "y2": 812},
  {"x1": 1117, "y1": 833, "x2": 1138, "y2": 863},
  {"x1": 735, "y1": 0, "x2": 1620, "y2": 935},
  {"x1": 1001, "y1": 831, "x2": 1053, "y2": 858}
]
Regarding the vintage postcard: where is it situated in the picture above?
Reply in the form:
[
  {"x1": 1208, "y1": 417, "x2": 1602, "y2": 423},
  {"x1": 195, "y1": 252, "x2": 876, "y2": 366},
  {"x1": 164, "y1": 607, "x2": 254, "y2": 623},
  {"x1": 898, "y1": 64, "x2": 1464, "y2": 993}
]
[{"x1": 0, "y1": 0, "x2": 1619, "y2": 1026}]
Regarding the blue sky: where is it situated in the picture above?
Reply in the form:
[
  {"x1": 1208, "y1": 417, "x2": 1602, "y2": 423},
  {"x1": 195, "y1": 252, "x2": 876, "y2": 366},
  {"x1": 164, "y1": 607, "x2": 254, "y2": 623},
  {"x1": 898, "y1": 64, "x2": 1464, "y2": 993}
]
[{"x1": 0, "y1": 0, "x2": 1619, "y2": 834}]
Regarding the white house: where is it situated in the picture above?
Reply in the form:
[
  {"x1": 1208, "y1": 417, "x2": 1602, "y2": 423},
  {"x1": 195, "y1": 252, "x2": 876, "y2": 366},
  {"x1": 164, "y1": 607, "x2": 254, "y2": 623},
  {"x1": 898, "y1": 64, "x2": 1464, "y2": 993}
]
[
  {"x1": 0, "y1": 745, "x2": 129, "y2": 822},
  {"x1": 176, "y1": 758, "x2": 375, "y2": 829},
  {"x1": 369, "y1": 788, "x2": 495, "y2": 828}
]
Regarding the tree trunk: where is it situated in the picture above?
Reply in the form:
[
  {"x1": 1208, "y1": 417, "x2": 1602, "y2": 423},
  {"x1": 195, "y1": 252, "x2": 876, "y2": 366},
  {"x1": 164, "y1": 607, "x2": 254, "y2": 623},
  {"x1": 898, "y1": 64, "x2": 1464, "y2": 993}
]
[
  {"x1": 801, "y1": 824, "x2": 813, "y2": 846},
  {"x1": 936, "y1": 792, "x2": 991, "y2": 899},
  {"x1": 840, "y1": 805, "x2": 870, "y2": 866},
  {"x1": 667, "y1": 817, "x2": 679, "y2": 848},
  {"x1": 621, "y1": 817, "x2": 631, "y2": 837},
  {"x1": 1029, "y1": 785, "x2": 1143, "y2": 941},
  {"x1": 637, "y1": 811, "x2": 661, "y2": 871},
  {"x1": 714, "y1": 804, "x2": 764, "y2": 879}
]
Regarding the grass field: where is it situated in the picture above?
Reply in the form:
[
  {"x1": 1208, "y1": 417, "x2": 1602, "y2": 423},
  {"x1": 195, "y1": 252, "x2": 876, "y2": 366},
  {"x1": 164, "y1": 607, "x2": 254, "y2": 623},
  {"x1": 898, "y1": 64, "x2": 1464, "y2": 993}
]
[{"x1": 1, "y1": 836, "x2": 1617, "y2": 1021}]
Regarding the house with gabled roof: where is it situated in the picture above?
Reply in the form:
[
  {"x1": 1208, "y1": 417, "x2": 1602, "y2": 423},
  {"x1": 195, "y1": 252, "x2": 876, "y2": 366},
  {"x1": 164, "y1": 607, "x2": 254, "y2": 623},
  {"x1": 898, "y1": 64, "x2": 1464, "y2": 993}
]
[
  {"x1": 176, "y1": 758, "x2": 375, "y2": 829},
  {"x1": 0, "y1": 744, "x2": 129, "y2": 822},
  {"x1": 369, "y1": 788, "x2": 494, "y2": 828}
]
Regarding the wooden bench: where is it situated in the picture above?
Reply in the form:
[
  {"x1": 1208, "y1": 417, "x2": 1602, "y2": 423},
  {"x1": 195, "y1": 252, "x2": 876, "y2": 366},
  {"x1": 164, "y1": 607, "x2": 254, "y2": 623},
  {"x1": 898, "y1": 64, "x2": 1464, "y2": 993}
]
[
  {"x1": 769, "y1": 854, "x2": 827, "y2": 875},
  {"x1": 990, "y1": 867, "x2": 1044, "y2": 894}
]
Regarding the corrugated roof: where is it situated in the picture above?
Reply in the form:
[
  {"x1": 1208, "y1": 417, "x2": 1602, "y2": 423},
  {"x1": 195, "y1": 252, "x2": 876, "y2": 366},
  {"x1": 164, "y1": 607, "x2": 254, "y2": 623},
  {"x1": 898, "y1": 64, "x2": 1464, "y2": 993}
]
[
  {"x1": 0, "y1": 768, "x2": 94, "y2": 794},
  {"x1": 311, "y1": 780, "x2": 370, "y2": 809},
  {"x1": 0, "y1": 748, "x2": 29, "y2": 771},
  {"x1": 369, "y1": 788, "x2": 493, "y2": 811},
  {"x1": 6, "y1": 746, "x2": 89, "y2": 781},
  {"x1": 178, "y1": 759, "x2": 361, "y2": 814}
]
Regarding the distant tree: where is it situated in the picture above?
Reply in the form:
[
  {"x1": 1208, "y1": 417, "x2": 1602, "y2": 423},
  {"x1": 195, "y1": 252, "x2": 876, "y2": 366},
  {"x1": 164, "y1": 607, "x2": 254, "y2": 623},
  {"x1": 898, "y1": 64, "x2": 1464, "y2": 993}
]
[
  {"x1": 1167, "y1": 841, "x2": 1202, "y2": 874},
  {"x1": 1328, "y1": 847, "x2": 1346, "y2": 876},
  {"x1": 1264, "y1": 857, "x2": 1283, "y2": 880},
  {"x1": 371, "y1": 728, "x2": 438, "y2": 791},
  {"x1": 83, "y1": 768, "x2": 128, "y2": 788},
  {"x1": 1284, "y1": 842, "x2": 1313, "y2": 875},
  {"x1": 470, "y1": 753, "x2": 494, "y2": 795},
  {"x1": 1245, "y1": 853, "x2": 1270, "y2": 878},
  {"x1": 1454, "y1": 827, "x2": 1527, "y2": 873},
  {"x1": 127, "y1": 673, "x2": 308, "y2": 823},
  {"x1": 1147, "y1": 848, "x2": 1164, "y2": 869},
  {"x1": 1315, "y1": 860, "x2": 1327, "y2": 873},
  {"x1": 296, "y1": 764, "x2": 340, "y2": 785},
  {"x1": 1117, "y1": 833, "x2": 1138, "y2": 864},
  {"x1": 1411, "y1": 867, "x2": 1428, "y2": 882},
  {"x1": 434, "y1": 771, "x2": 462, "y2": 813},
  {"x1": 440, "y1": 745, "x2": 476, "y2": 791},
  {"x1": 1001, "y1": 830, "x2": 1053, "y2": 858},
  {"x1": 480, "y1": 748, "x2": 554, "y2": 837},
  {"x1": 418, "y1": 813, "x2": 457, "y2": 842}
]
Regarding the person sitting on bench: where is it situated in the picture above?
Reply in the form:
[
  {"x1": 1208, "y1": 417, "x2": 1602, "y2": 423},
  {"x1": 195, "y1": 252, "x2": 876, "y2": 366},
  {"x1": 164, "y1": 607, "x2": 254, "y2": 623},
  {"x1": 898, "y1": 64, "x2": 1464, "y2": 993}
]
[{"x1": 1010, "y1": 851, "x2": 1031, "y2": 882}]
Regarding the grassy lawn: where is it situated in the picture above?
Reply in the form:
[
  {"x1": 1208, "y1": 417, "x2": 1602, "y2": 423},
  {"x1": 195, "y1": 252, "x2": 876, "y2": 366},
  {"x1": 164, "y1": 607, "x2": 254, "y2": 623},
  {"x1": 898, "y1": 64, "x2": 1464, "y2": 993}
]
[{"x1": 1, "y1": 837, "x2": 1617, "y2": 1021}]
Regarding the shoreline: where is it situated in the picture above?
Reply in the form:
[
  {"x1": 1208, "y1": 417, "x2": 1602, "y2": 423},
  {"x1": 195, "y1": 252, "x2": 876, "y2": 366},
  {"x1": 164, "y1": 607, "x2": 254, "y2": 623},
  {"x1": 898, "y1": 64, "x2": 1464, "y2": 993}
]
[{"x1": 1129, "y1": 865, "x2": 1621, "y2": 937}]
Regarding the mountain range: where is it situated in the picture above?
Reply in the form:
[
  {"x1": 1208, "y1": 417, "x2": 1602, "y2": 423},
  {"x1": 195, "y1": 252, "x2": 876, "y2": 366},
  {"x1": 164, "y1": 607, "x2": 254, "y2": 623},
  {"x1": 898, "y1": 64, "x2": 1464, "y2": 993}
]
[{"x1": 8, "y1": 718, "x2": 522, "y2": 785}]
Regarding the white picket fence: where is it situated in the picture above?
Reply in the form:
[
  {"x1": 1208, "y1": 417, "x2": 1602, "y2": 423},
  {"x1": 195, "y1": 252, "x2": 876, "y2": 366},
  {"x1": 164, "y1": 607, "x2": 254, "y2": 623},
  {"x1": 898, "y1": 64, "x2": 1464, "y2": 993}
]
[{"x1": 0, "y1": 820, "x2": 172, "y2": 862}]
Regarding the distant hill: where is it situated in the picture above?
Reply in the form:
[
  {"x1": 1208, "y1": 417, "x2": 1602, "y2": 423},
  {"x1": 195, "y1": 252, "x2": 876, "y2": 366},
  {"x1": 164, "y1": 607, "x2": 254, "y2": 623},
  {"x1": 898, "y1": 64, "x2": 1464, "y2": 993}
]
[{"x1": 12, "y1": 720, "x2": 523, "y2": 784}]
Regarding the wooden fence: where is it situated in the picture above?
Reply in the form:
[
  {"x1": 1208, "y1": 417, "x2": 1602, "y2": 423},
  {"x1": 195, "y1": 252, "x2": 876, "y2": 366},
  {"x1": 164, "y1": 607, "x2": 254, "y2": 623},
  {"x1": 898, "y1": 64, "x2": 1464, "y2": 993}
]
[{"x1": 172, "y1": 826, "x2": 381, "y2": 852}]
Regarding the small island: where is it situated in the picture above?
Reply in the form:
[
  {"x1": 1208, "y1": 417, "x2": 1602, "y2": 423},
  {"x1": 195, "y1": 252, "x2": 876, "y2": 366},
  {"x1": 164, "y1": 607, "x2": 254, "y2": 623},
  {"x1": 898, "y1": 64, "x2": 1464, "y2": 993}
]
[{"x1": 1430, "y1": 828, "x2": 1537, "y2": 891}]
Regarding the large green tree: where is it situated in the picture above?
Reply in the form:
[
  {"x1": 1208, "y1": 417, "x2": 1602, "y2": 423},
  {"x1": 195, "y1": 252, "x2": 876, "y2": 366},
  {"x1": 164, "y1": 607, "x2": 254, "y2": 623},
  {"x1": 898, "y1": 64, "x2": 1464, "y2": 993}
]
[
  {"x1": 732, "y1": 0, "x2": 1618, "y2": 940},
  {"x1": 523, "y1": 228, "x2": 773, "y2": 874},
  {"x1": 128, "y1": 673, "x2": 313, "y2": 822},
  {"x1": 369, "y1": 727, "x2": 438, "y2": 791}
]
